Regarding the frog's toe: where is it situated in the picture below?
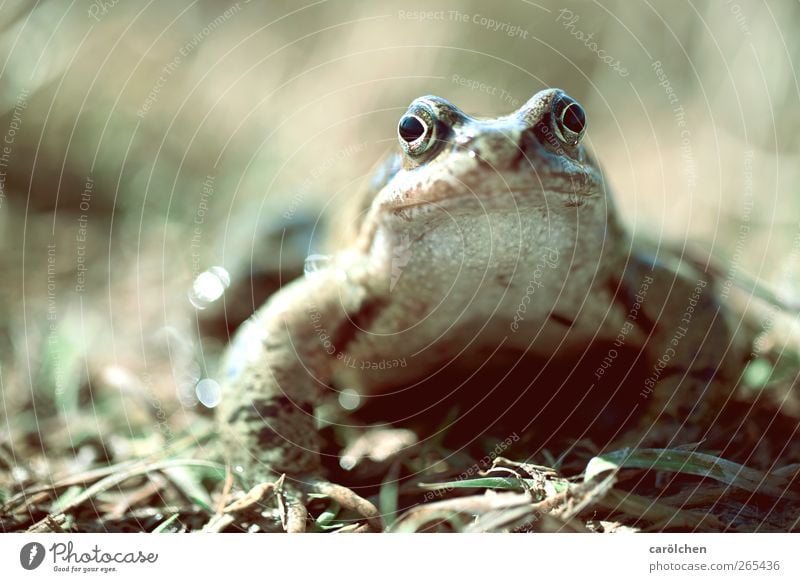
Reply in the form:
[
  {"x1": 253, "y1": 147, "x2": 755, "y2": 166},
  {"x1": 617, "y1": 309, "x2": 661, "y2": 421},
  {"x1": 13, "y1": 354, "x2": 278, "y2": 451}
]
[{"x1": 339, "y1": 428, "x2": 418, "y2": 471}]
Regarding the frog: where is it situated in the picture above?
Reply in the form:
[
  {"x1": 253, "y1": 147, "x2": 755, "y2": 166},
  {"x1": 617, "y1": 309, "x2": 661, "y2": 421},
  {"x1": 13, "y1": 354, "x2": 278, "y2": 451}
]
[{"x1": 216, "y1": 88, "x2": 744, "y2": 532}]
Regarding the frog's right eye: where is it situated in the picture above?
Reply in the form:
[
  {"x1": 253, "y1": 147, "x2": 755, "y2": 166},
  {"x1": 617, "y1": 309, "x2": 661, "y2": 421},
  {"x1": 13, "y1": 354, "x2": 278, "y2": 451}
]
[
  {"x1": 398, "y1": 115, "x2": 426, "y2": 143},
  {"x1": 397, "y1": 106, "x2": 437, "y2": 157},
  {"x1": 551, "y1": 94, "x2": 586, "y2": 147}
]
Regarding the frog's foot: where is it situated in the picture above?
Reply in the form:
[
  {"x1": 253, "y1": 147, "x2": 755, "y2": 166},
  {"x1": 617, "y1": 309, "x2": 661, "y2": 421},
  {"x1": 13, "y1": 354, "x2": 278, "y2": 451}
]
[
  {"x1": 339, "y1": 428, "x2": 418, "y2": 471},
  {"x1": 280, "y1": 476, "x2": 383, "y2": 533}
]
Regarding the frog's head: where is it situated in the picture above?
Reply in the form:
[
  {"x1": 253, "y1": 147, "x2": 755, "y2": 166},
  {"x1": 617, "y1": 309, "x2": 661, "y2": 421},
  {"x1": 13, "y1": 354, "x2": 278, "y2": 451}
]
[
  {"x1": 357, "y1": 89, "x2": 623, "y2": 298},
  {"x1": 373, "y1": 89, "x2": 608, "y2": 218}
]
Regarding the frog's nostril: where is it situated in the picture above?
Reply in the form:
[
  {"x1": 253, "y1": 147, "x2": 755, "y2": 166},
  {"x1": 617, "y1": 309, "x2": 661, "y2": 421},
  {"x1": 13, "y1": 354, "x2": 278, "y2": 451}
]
[
  {"x1": 398, "y1": 115, "x2": 426, "y2": 143},
  {"x1": 465, "y1": 132, "x2": 518, "y2": 165}
]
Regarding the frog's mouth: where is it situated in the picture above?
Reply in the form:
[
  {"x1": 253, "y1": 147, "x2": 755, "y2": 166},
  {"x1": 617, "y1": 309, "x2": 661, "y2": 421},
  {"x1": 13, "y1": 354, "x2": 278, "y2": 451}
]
[
  {"x1": 383, "y1": 182, "x2": 585, "y2": 214},
  {"x1": 380, "y1": 152, "x2": 597, "y2": 213},
  {"x1": 380, "y1": 169, "x2": 552, "y2": 213}
]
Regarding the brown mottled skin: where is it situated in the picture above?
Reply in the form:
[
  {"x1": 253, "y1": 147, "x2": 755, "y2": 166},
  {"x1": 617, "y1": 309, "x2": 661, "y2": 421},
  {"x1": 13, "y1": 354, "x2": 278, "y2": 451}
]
[{"x1": 217, "y1": 89, "x2": 744, "y2": 530}]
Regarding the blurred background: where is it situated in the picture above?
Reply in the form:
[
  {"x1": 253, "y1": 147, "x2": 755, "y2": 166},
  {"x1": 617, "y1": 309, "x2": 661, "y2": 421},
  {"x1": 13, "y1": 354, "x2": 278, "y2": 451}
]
[{"x1": 1, "y1": 0, "x2": 798, "y2": 488}]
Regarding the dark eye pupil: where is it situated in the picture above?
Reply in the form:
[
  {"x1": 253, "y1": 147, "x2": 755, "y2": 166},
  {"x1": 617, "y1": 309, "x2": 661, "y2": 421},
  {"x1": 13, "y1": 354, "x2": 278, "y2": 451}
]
[
  {"x1": 398, "y1": 116, "x2": 425, "y2": 143},
  {"x1": 561, "y1": 102, "x2": 585, "y2": 134}
]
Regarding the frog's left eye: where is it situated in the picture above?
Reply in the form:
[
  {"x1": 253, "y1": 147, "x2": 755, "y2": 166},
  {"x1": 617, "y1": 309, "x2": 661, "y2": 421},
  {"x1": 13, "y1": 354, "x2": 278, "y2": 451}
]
[
  {"x1": 397, "y1": 106, "x2": 437, "y2": 157},
  {"x1": 552, "y1": 94, "x2": 586, "y2": 146}
]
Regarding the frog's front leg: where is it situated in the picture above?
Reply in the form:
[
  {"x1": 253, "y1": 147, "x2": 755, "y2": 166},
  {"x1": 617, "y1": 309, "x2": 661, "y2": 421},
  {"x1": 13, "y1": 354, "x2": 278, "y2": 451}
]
[
  {"x1": 620, "y1": 257, "x2": 743, "y2": 447},
  {"x1": 217, "y1": 264, "x2": 383, "y2": 531}
]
